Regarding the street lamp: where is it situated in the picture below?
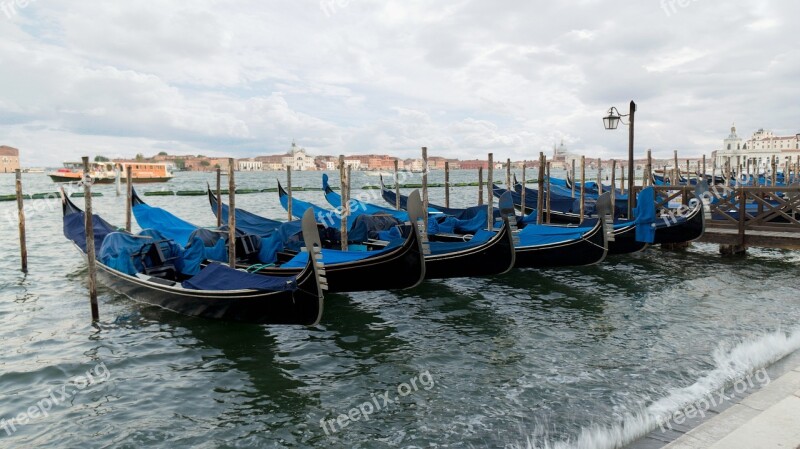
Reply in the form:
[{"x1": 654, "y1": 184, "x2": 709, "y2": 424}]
[{"x1": 603, "y1": 100, "x2": 636, "y2": 218}]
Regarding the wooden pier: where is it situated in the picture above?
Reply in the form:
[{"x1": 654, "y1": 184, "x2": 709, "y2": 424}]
[{"x1": 645, "y1": 184, "x2": 800, "y2": 253}]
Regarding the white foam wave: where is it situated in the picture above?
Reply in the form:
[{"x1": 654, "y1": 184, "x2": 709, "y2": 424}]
[{"x1": 515, "y1": 327, "x2": 800, "y2": 449}]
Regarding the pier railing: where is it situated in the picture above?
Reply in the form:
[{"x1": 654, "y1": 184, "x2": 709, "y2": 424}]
[
  {"x1": 631, "y1": 184, "x2": 800, "y2": 249},
  {"x1": 706, "y1": 185, "x2": 800, "y2": 231}
]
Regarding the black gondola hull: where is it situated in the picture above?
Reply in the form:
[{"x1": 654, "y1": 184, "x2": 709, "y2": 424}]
[
  {"x1": 608, "y1": 223, "x2": 648, "y2": 255},
  {"x1": 423, "y1": 221, "x2": 516, "y2": 279},
  {"x1": 514, "y1": 220, "x2": 607, "y2": 268},
  {"x1": 652, "y1": 202, "x2": 705, "y2": 244},
  {"x1": 244, "y1": 231, "x2": 425, "y2": 293},
  {"x1": 82, "y1": 250, "x2": 324, "y2": 325}
]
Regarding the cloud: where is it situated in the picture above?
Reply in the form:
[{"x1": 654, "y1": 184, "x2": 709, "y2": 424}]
[{"x1": 1, "y1": 0, "x2": 799, "y2": 166}]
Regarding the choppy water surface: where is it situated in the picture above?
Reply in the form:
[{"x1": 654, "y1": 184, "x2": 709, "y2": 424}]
[{"x1": 1, "y1": 170, "x2": 800, "y2": 449}]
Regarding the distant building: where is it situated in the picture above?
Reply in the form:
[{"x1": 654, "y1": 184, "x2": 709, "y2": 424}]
[
  {"x1": 714, "y1": 125, "x2": 800, "y2": 170},
  {"x1": 254, "y1": 141, "x2": 317, "y2": 171},
  {"x1": 314, "y1": 155, "x2": 337, "y2": 171},
  {"x1": 0, "y1": 146, "x2": 20, "y2": 173},
  {"x1": 459, "y1": 159, "x2": 489, "y2": 170},
  {"x1": 237, "y1": 158, "x2": 263, "y2": 171}
]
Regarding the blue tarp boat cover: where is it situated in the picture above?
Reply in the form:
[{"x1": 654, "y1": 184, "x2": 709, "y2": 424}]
[
  {"x1": 282, "y1": 239, "x2": 404, "y2": 268},
  {"x1": 517, "y1": 222, "x2": 589, "y2": 247},
  {"x1": 210, "y1": 193, "x2": 282, "y2": 237},
  {"x1": 323, "y1": 174, "x2": 410, "y2": 220},
  {"x1": 98, "y1": 232, "x2": 149, "y2": 275},
  {"x1": 634, "y1": 187, "x2": 656, "y2": 243},
  {"x1": 63, "y1": 210, "x2": 118, "y2": 254},
  {"x1": 186, "y1": 228, "x2": 229, "y2": 264},
  {"x1": 181, "y1": 262, "x2": 298, "y2": 292},
  {"x1": 99, "y1": 229, "x2": 192, "y2": 276},
  {"x1": 133, "y1": 201, "x2": 201, "y2": 247}
]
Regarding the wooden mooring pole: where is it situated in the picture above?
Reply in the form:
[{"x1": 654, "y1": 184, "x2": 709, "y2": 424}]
[
  {"x1": 520, "y1": 164, "x2": 527, "y2": 219},
  {"x1": 82, "y1": 157, "x2": 99, "y2": 321},
  {"x1": 227, "y1": 158, "x2": 236, "y2": 268},
  {"x1": 215, "y1": 167, "x2": 222, "y2": 227},
  {"x1": 702, "y1": 154, "x2": 706, "y2": 180},
  {"x1": 506, "y1": 158, "x2": 511, "y2": 190},
  {"x1": 444, "y1": 161, "x2": 450, "y2": 208},
  {"x1": 339, "y1": 155, "x2": 348, "y2": 251},
  {"x1": 610, "y1": 160, "x2": 617, "y2": 210},
  {"x1": 487, "y1": 153, "x2": 494, "y2": 230},
  {"x1": 478, "y1": 166, "x2": 484, "y2": 206},
  {"x1": 286, "y1": 165, "x2": 293, "y2": 221},
  {"x1": 546, "y1": 161, "x2": 552, "y2": 224},
  {"x1": 115, "y1": 166, "x2": 121, "y2": 197},
  {"x1": 125, "y1": 165, "x2": 132, "y2": 232},
  {"x1": 536, "y1": 152, "x2": 544, "y2": 225},
  {"x1": 15, "y1": 169, "x2": 27, "y2": 273},
  {"x1": 571, "y1": 159, "x2": 576, "y2": 198},
  {"x1": 394, "y1": 159, "x2": 400, "y2": 210},
  {"x1": 597, "y1": 158, "x2": 603, "y2": 194},
  {"x1": 422, "y1": 147, "x2": 429, "y2": 222},
  {"x1": 579, "y1": 156, "x2": 586, "y2": 224}
]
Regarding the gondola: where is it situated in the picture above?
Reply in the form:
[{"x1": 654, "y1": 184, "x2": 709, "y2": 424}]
[
  {"x1": 378, "y1": 175, "x2": 615, "y2": 267},
  {"x1": 651, "y1": 195, "x2": 705, "y2": 244},
  {"x1": 278, "y1": 184, "x2": 518, "y2": 278},
  {"x1": 62, "y1": 191, "x2": 326, "y2": 325},
  {"x1": 132, "y1": 188, "x2": 427, "y2": 293},
  {"x1": 513, "y1": 209, "x2": 609, "y2": 268}
]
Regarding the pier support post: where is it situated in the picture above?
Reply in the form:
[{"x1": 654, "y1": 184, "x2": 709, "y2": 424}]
[
  {"x1": 15, "y1": 169, "x2": 27, "y2": 273},
  {"x1": 82, "y1": 157, "x2": 99, "y2": 321},
  {"x1": 661, "y1": 242, "x2": 691, "y2": 251},
  {"x1": 719, "y1": 244, "x2": 747, "y2": 256}
]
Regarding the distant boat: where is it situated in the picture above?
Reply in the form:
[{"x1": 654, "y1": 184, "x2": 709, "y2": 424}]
[
  {"x1": 23, "y1": 168, "x2": 45, "y2": 173},
  {"x1": 49, "y1": 161, "x2": 173, "y2": 184}
]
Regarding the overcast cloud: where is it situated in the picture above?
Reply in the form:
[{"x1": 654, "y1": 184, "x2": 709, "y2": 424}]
[{"x1": 1, "y1": 0, "x2": 798, "y2": 165}]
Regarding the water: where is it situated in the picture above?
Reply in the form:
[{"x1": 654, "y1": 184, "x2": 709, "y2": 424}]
[{"x1": 2, "y1": 170, "x2": 800, "y2": 449}]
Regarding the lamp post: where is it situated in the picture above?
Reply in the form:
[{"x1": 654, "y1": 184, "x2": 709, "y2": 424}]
[{"x1": 603, "y1": 100, "x2": 636, "y2": 218}]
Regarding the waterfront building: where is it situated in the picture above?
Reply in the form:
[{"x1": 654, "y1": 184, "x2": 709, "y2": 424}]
[
  {"x1": 0, "y1": 145, "x2": 20, "y2": 173},
  {"x1": 713, "y1": 125, "x2": 800, "y2": 171}
]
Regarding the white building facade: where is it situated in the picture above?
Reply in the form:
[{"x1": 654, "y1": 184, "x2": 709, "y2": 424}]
[
  {"x1": 237, "y1": 159, "x2": 263, "y2": 171},
  {"x1": 282, "y1": 142, "x2": 316, "y2": 170},
  {"x1": 714, "y1": 125, "x2": 800, "y2": 171}
]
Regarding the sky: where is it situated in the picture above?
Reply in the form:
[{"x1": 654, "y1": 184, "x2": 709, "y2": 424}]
[{"x1": 1, "y1": 0, "x2": 798, "y2": 166}]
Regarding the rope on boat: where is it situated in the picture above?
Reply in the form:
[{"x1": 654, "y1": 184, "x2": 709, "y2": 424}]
[{"x1": 245, "y1": 263, "x2": 275, "y2": 272}]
